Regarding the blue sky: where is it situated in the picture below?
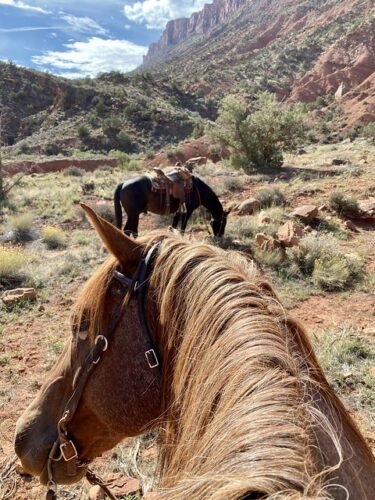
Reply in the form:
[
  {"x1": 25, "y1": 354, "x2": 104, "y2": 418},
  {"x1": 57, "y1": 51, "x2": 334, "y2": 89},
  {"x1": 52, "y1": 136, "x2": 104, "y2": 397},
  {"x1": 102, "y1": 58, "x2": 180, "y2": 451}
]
[{"x1": 0, "y1": 0, "x2": 208, "y2": 78}]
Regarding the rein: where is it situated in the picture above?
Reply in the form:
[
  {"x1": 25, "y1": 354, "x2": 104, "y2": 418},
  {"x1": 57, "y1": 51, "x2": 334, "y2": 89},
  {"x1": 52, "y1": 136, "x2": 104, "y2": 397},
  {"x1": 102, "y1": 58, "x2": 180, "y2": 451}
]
[{"x1": 46, "y1": 242, "x2": 161, "y2": 500}]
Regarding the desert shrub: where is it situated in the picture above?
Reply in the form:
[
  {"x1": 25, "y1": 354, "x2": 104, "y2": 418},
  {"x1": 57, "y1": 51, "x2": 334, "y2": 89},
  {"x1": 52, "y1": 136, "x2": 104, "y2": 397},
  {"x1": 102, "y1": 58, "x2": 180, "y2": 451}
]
[
  {"x1": 287, "y1": 234, "x2": 339, "y2": 276},
  {"x1": 312, "y1": 255, "x2": 352, "y2": 291},
  {"x1": 41, "y1": 226, "x2": 67, "y2": 249},
  {"x1": 93, "y1": 204, "x2": 114, "y2": 223},
  {"x1": 78, "y1": 125, "x2": 89, "y2": 140},
  {"x1": 210, "y1": 91, "x2": 307, "y2": 172},
  {"x1": 362, "y1": 123, "x2": 375, "y2": 143},
  {"x1": 103, "y1": 117, "x2": 122, "y2": 139},
  {"x1": 128, "y1": 159, "x2": 140, "y2": 171},
  {"x1": 288, "y1": 235, "x2": 363, "y2": 290},
  {"x1": 116, "y1": 130, "x2": 134, "y2": 151},
  {"x1": 8, "y1": 213, "x2": 34, "y2": 241},
  {"x1": 223, "y1": 176, "x2": 245, "y2": 192},
  {"x1": 329, "y1": 191, "x2": 359, "y2": 217},
  {"x1": 63, "y1": 166, "x2": 85, "y2": 177},
  {"x1": 192, "y1": 121, "x2": 205, "y2": 139},
  {"x1": 255, "y1": 187, "x2": 286, "y2": 208},
  {"x1": 253, "y1": 247, "x2": 285, "y2": 269},
  {"x1": 116, "y1": 152, "x2": 131, "y2": 170},
  {"x1": 0, "y1": 247, "x2": 30, "y2": 287}
]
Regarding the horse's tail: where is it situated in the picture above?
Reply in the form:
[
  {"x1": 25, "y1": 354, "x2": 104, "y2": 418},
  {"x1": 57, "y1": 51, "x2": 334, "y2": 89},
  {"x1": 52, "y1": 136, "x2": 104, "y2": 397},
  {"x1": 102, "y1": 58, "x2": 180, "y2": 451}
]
[{"x1": 114, "y1": 183, "x2": 123, "y2": 229}]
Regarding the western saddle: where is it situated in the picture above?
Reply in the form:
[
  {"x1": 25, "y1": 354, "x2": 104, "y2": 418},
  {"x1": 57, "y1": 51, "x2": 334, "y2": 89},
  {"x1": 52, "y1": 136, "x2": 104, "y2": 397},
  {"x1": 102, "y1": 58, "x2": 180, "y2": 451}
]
[{"x1": 151, "y1": 163, "x2": 193, "y2": 214}]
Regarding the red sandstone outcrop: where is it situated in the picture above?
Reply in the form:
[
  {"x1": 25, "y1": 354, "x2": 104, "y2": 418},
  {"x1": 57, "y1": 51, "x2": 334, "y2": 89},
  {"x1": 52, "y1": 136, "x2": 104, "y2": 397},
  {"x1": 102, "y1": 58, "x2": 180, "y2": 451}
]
[{"x1": 144, "y1": 0, "x2": 247, "y2": 65}]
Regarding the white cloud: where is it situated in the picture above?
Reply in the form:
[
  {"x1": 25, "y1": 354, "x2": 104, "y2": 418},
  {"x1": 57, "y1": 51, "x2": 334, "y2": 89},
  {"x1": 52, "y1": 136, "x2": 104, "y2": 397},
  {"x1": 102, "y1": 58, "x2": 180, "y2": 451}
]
[
  {"x1": 0, "y1": 0, "x2": 50, "y2": 14},
  {"x1": 124, "y1": 0, "x2": 207, "y2": 29},
  {"x1": 32, "y1": 37, "x2": 147, "y2": 77},
  {"x1": 61, "y1": 14, "x2": 108, "y2": 35},
  {"x1": 0, "y1": 26, "x2": 62, "y2": 32}
]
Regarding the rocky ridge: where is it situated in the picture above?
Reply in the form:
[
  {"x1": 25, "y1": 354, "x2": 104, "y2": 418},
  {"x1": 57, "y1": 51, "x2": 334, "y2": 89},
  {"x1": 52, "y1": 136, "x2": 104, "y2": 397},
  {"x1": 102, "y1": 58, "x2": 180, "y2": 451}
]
[{"x1": 144, "y1": 0, "x2": 247, "y2": 65}]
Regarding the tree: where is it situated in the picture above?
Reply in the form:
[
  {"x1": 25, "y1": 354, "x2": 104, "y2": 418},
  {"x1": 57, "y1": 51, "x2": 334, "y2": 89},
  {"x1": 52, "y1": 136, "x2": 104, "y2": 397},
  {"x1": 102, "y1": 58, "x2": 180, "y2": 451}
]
[{"x1": 210, "y1": 92, "x2": 307, "y2": 172}]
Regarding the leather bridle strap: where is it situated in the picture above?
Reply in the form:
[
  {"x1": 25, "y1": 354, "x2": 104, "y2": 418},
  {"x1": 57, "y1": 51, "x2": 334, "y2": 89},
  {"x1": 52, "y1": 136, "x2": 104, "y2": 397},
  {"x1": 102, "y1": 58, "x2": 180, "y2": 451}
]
[{"x1": 46, "y1": 242, "x2": 162, "y2": 500}]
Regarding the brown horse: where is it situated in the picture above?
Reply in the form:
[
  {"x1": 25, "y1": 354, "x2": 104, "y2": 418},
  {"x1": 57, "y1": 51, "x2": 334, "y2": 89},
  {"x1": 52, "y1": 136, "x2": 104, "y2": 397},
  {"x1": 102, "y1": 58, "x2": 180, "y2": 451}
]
[{"x1": 15, "y1": 205, "x2": 375, "y2": 499}]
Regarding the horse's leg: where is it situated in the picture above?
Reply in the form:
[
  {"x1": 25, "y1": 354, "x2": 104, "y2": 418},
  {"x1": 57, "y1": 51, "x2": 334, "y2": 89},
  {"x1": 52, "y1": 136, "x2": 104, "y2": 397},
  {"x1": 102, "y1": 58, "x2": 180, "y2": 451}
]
[
  {"x1": 172, "y1": 211, "x2": 181, "y2": 229},
  {"x1": 180, "y1": 209, "x2": 193, "y2": 233},
  {"x1": 124, "y1": 212, "x2": 140, "y2": 238}
]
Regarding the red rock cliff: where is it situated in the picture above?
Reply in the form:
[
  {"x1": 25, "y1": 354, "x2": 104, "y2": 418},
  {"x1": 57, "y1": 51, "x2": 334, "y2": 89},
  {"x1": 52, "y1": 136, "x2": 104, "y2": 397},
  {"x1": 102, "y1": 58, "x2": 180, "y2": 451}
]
[{"x1": 143, "y1": 0, "x2": 247, "y2": 65}]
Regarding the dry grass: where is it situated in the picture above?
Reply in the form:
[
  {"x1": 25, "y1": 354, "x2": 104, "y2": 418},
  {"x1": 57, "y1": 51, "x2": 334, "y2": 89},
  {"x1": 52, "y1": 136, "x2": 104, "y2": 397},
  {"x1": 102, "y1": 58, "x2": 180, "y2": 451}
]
[
  {"x1": 41, "y1": 226, "x2": 67, "y2": 249},
  {"x1": 312, "y1": 327, "x2": 375, "y2": 429},
  {"x1": 0, "y1": 247, "x2": 31, "y2": 288}
]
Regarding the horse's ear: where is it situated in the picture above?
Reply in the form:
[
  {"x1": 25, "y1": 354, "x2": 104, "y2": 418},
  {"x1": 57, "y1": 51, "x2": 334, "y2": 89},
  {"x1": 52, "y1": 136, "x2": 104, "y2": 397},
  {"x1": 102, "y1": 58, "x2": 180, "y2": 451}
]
[{"x1": 80, "y1": 203, "x2": 142, "y2": 264}]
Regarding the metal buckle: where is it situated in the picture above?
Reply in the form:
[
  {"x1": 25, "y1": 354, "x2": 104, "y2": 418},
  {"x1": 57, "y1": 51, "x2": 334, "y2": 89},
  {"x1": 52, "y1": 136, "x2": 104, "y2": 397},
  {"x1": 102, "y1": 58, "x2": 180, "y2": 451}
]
[
  {"x1": 145, "y1": 349, "x2": 159, "y2": 369},
  {"x1": 60, "y1": 440, "x2": 78, "y2": 462}
]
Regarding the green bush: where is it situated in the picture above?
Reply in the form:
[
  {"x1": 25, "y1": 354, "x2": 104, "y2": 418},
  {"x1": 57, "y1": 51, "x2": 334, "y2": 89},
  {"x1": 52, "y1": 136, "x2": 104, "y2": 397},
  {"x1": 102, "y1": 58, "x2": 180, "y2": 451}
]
[
  {"x1": 255, "y1": 187, "x2": 286, "y2": 208},
  {"x1": 210, "y1": 91, "x2": 307, "y2": 172},
  {"x1": 63, "y1": 166, "x2": 85, "y2": 177},
  {"x1": 362, "y1": 123, "x2": 375, "y2": 144},
  {"x1": 329, "y1": 191, "x2": 359, "y2": 217},
  {"x1": 78, "y1": 125, "x2": 89, "y2": 140},
  {"x1": 41, "y1": 226, "x2": 67, "y2": 249}
]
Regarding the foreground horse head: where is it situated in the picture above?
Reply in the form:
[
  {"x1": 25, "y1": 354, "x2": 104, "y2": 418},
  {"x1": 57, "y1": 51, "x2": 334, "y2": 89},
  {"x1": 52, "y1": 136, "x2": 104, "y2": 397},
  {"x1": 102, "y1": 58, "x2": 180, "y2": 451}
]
[{"x1": 15, "y1": 206, "x2": 375, "y2": 499}]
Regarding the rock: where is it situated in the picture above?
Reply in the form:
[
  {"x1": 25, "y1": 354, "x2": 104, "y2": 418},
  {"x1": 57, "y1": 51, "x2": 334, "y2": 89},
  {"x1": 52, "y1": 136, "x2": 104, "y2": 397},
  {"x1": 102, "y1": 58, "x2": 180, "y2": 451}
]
[
  {"x1": 277, "y1": 221, "x2": 304, "y2": 247},
  {"x1": 185, "y1": 156, "x2": 207, "y2": 168},
  {"x1": 235, "y1": 198, "x2": 259, "y2": 216},
  {"x1": 89, "y1": 474, "x2": 141, "y2": 500},
  {"x1": 304, "y1": 225, "x2": 313, "y2": 233},
  {"x1": 319, "y1": 204, "x2": 327, "y2": 212},
  {"x1": 331, "y1": 158, "x2": 347, "y2": 166},
  {"x1": 144, "y1": 493, "x2": 159, "y2": 500},
  {"x1": 1, "y1": 288, "x2": 37, "y2": 305},
  {"x1": 290, "y1": 205, "x2": 319, "y2": 223},
  {"x1": 358, "y1": 198, "x2": 375, "y2": 219},
  {"x1": 343, "y1": 220, "x2": 359, "y2": 233},
  {"x1": 255, "y1": 233, "x2": 281, "y2": 251},
  {"x1": 259, "y1": 215, "x2": 271, "y2": 224}
]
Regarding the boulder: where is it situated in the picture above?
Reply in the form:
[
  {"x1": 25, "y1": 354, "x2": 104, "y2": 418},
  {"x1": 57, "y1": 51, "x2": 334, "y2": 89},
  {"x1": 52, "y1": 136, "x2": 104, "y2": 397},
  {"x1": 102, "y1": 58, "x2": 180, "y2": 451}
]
[
  {"x1": 255, "y1": 233, "x2": 281, "y2": 251},
  {"x1": 1, "y1": 288, "x2": 37, "y2": 305},
  {"x1": 277, "y1": 221, "x2": 304, "y2": 247},
  {"x1": 185, "y1": 156, "x2": 207, "y2": 168},
  {"x1": 89, "y1": 474, "x2": 141, "y2": 500},
  {"x1": 343, "y1": 220, "x2": 359, "y2": 233},
  {"x1": 290, "y1": 205, "x2": 319, "y2": 223},
  {"x1": 358, "y1": 198, "x2": 375, "y2": 219},
  {"x1": 235, "y1": 198, "x2": 259, "y2": 216}
]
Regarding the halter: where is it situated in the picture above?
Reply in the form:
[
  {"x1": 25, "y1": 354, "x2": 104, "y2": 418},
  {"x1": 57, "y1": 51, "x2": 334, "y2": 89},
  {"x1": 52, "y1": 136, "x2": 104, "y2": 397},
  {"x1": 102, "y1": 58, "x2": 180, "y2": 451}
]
[{"x1": 45, "y1": 242, "x2": 161, "y2": 500}]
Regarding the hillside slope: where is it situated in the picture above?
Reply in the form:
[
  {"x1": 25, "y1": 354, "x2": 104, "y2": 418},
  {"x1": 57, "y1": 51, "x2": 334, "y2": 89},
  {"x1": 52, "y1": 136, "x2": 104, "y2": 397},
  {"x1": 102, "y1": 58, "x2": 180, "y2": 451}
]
[
  {"x1": 144, "y1": 0, "x2": 375, "y2": 125},
  {"x1": 0, "y1": 62, "x2": 213, "y2": 156}
]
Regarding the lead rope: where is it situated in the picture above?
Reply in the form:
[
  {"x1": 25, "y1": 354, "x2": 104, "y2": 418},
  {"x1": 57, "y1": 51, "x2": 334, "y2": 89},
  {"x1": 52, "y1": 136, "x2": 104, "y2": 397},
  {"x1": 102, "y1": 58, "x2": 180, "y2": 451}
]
[{"x1": 86, "y1": 469, "x2": 117, "y2": 500}]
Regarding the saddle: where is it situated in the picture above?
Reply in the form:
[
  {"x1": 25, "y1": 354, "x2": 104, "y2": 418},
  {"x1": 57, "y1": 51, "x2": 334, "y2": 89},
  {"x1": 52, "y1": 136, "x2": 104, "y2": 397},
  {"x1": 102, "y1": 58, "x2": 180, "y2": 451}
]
[{"x1": 151, "y1": 166, "x2": 193, "y2": 214}]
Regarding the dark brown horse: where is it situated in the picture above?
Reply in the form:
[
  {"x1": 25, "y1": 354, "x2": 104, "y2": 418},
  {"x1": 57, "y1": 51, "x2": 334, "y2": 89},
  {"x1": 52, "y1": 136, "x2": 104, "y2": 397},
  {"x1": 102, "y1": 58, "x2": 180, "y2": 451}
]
[
  {"x1": 15, "y1": 206, "x2": 375, "y2": 499},
  {"x1": 114, "y1": 175, "x2": 228, "y2": 237}
]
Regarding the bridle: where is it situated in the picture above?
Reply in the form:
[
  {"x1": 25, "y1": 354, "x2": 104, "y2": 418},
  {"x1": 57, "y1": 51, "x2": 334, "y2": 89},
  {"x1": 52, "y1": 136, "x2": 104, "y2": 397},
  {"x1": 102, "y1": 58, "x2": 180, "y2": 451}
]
[{"x1": 46, "y1": 242, "x2": 162, "y2": 500}]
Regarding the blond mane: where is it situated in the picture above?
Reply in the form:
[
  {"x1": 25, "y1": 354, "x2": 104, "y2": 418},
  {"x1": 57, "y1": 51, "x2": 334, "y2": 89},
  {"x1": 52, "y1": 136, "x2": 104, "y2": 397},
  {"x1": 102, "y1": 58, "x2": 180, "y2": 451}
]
[{"x1": 147, "y1": 236, "x2": 373, "y2": 499}]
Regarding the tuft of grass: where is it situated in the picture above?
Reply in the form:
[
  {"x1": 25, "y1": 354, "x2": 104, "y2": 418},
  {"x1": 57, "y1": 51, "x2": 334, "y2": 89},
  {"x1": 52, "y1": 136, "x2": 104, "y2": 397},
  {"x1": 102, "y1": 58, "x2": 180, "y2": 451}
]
[
  {"x1": 8, "y1": 213, "x2": 34, "y2": 241},
  {"x1": 255, "y1": 187, "x2": 286, "y2": 209},
  {"x1": 63, "y1": 166, "x2": 85, "y2": 177},
  {"x1": 253, "y1": 247, "x2": 285, "y2": 269},
  {"x1": 41, "y1": 226, "x2": 67, "y2": 249},
  {"x1": 313, "y1": 327, "x2": 374, "y2": 424},
  {"x1": 0, "y1": 247, "x2": 31, "y2": 288},
  {"x1": 329, "y1": 191, "x2": 359, "y2": 217},
  {"x1": 312, "y1": 255, "x2": 353, "y2": 291}
]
